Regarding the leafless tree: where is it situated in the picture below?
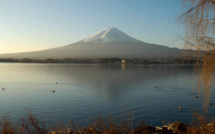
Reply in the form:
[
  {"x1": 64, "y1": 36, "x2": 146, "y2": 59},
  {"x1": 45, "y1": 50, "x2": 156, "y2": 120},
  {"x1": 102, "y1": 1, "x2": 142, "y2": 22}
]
[{"x1": 179, "y1": 0, "x2": 215, "y2": 111}]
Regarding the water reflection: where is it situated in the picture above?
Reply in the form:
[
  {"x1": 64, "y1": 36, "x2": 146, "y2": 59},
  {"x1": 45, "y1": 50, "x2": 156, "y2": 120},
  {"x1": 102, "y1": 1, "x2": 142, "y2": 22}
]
[
  {"x1": 0, "y1": 63, "x2": 214, "y2": 126},
  {"x1": 0, "y1": 64, "x2": 198, "y2": 101},
  {"x1": 50, "y1": 64, "x2": 198, "y2": 100}
]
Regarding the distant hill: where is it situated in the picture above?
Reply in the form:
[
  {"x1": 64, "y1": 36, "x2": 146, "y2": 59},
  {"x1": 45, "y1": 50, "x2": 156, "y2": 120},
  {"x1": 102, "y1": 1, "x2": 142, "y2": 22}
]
[{"x1": 0, "y1": 27, "x2": 183, "y2": 59}]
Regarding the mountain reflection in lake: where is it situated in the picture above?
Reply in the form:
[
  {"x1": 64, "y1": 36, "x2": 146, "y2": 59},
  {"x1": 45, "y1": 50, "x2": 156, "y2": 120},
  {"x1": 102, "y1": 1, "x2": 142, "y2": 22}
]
[{"x1": 0, "y1": 63, "x2": 214, "y2": 126}]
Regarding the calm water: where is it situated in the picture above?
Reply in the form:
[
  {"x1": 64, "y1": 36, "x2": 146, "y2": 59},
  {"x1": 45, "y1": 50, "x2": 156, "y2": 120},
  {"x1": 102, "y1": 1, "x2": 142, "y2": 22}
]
[{"x1": 0, "y1": 63, "x2": 214, "y2": 126}]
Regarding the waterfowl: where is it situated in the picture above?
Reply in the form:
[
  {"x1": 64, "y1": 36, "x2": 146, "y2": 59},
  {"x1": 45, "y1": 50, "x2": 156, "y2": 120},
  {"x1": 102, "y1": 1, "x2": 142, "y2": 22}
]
[
  {"x1": 209, "y1": 102, "x2": 212, "y2": 106},
  {"x1": 2, "y1": 88, "x2": 4, "y2": 90},
  {"x1": 52, "y1": 90, "x2": 55, "y2": 93},
  {"x1": 179, "y1": 107, "x2": 183, "y2": 110},
  {"x1": 195, "y1": 96, "x2": 199, "y2": 98}
]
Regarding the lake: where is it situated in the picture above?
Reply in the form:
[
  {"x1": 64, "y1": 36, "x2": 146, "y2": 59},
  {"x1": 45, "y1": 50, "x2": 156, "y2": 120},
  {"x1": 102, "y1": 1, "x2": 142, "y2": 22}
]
[{"x1": 0, "y1": 63, "x2": 214, "y2": 127}]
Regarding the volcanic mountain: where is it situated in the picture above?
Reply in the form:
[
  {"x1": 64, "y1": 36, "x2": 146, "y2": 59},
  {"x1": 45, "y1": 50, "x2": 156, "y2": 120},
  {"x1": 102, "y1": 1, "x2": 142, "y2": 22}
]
[{"x1": 0, "y1": 27, "x2": 182, "y2": 59}]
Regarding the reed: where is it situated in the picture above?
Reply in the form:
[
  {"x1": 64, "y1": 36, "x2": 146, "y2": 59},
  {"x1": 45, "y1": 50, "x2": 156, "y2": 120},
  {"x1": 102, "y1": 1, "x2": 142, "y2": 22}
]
[{"x1": 0, "y1": 112, "x2": 215, "y2": 134}]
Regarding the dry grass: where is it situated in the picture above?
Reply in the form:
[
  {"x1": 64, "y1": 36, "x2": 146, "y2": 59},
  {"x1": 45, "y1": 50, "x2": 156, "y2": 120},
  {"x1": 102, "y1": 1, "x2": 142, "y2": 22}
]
[
  {"x1": 0, "y1": 113, "x2": 48, "y2": 134},
  {"x1": 1, "y1": 112, "x2": 215, "y2": 134},
  {"x1": 0, "y1": 112, "x2": 140, "y2": 134},
  {"x1": 186, "y1": 114, "x2": 215, "y2": 134},
  {"x1": 51, "y1": 114, "x2": 135, "y2": 134}
]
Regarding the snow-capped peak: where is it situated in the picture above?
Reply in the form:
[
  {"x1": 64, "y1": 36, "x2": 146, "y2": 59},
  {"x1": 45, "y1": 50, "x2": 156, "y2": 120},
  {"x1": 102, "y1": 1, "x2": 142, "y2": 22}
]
[{"x1": 82, "y1": 27, "x2": 140, "y2": 43}]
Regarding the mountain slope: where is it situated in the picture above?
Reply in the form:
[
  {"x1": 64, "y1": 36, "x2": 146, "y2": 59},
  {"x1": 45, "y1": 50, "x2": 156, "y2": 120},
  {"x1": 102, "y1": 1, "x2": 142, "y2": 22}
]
[{"x1": 0, "y1": 27, "x2": 183, "y2": 59}]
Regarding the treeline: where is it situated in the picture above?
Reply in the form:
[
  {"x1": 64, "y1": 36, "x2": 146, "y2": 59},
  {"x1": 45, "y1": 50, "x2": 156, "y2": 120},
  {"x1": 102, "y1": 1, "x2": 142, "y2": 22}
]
[
  {"x1": 0, "y1": 58, "x2": 200, "y2": 64},
  {"x1": 0, "y1": 58, "x2": 122, "y2": 64}
]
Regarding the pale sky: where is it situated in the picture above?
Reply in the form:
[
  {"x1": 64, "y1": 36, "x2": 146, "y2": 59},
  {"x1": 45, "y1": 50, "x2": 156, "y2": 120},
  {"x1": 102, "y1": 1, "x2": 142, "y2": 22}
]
[{"x1": 0, "y1": 0, "x2": 185, "y2": 54}]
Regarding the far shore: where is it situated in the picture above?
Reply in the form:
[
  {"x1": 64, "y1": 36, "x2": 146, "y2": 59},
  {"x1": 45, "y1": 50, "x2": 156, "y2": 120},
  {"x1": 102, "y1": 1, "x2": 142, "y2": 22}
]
[{"x1": 0, "y1": 57, "x2": 199, "y2": 64}]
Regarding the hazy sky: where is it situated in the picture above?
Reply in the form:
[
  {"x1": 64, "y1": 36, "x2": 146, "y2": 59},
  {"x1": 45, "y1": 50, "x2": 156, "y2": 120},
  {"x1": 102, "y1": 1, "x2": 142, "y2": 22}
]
[{"x1": 0, "y1": 0, "x2": 185, "y2": 54}]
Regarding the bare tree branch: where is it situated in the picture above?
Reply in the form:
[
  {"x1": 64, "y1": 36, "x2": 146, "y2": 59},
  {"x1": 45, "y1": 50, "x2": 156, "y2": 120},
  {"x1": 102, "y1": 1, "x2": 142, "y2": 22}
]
[{"x1": 179, "y1": 0, "x2": 215, "y2": 111}]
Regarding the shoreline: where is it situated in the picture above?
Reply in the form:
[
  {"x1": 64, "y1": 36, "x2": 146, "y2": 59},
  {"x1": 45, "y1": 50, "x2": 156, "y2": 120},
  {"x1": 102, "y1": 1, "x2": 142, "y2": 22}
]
[{"x1": 0, "y1": 113, "x2": 214, "y2": 134}]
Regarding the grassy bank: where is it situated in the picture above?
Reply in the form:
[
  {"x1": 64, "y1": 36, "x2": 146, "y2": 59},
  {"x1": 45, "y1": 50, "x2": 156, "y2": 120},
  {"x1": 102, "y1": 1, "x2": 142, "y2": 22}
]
[{"x1": 0, "y1": 113, "x2": 215, "y2": 134}]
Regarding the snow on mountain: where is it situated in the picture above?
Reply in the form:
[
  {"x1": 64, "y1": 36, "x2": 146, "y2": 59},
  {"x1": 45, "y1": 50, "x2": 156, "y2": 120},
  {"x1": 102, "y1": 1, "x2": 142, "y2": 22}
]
[{"x1": 82, "y1": 27, "x2": 140, "y2": 43}]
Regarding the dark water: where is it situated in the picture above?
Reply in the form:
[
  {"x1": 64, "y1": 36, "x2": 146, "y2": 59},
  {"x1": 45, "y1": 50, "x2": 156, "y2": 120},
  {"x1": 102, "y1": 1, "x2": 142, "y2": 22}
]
[{"x1": 0, "y1": 63, "x2": 214, "y2": 127}]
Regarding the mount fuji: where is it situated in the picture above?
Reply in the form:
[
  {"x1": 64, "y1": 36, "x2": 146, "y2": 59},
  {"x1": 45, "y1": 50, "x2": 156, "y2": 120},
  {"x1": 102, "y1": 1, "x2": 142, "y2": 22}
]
[{"x1": 0, "y1": 27, "x2": 182, "y2": 59}]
